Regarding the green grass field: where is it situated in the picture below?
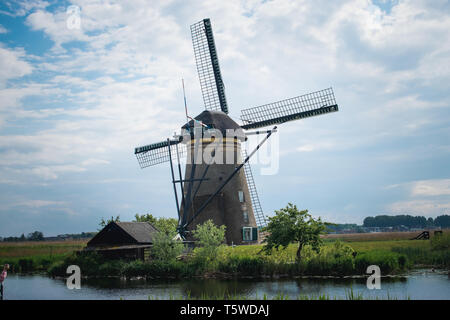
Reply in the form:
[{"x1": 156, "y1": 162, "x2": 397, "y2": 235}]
[
  {"x1": 0, "y1": 240, "x2": 87, "y2": 272},
  {"x1": 1, "y1": 231, "x2": 448, "y2": 276},
  {"x1": 221, "y1": 239, "x2": 430, "y2": 260}
]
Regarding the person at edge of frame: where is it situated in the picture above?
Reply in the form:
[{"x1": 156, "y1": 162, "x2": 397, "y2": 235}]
[{"x1": 0, "y1": 264, "x2": 9, "y2": 300}]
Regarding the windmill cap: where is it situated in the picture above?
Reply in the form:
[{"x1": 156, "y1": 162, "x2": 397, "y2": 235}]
[{"x1": 182, "y1": 110, "x2": 245, "y2": 139}]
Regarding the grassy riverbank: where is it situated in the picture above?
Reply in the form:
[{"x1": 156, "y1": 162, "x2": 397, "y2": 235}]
[
  {"x1": 47, "y1": 235, "x2": 449, "y2": 278},
  {"x1": 2, "y1": 232, "x2": 448, "y2": 277},
  {"x1": 0, "y1": 240, "x2": 87, "y2": 273}
]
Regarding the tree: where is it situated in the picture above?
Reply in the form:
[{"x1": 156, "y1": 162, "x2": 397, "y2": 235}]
[
  {"x1": 363, "y1": 214, "x2": 430, "y2": 228},
  {"x1": 98, "y1": 215, "x2": 120, "y2": 230},
  {"x1": 435, "y1": 215, "x2": 450, "y2": 228},
  {"x1": 154, "y1": 218, "x2": 178, "y2": 236},
  {"x1": 363, "y1": 216, "x2": 375, "y2": 227},
  {"x1": 192, "y1": 220, "x2": 226, "y2": 264},
  {"x1": 27, "y1": 231, "x2": 44, "y2": 241},
  {"x1": 134, "y1": 213, "x2": 157, "y2": 224},
  {"x1": 151, "y1": 232, "x2": 184, "y2": 262},
  {"x1": 134, "y1": 214, "x2": 178, "y2": 236},
  {"x1": 262, "y1": 203, "x2": 326, "y2": 262}
]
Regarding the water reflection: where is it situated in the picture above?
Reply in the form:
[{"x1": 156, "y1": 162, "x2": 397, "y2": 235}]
[
  {"x1": 4, "y1": 269, "x2": 449, "y2": 300},
  {"x1": 179, "y1": 279, "x2": 254, "y2": 298}
]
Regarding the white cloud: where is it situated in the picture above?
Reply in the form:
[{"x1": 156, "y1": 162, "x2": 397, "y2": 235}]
[
  {"x1": 0, "y1": 46, "x2": 33, "y2": 88},
  {"x1": 384, "y1": 178, "x2": 450, "y2": 216},
  {"x1": 0, "y1": 0, "x2": 50, "y2": 17},
  {"x1": 411, "y1": 179, "x2": 450, "y2": 197},
  {"x1": 295, "y1": 141, "x2": 337, "y2": 153},
  {"x1": 81, "y1": 158, "x2": 110, "y2": 166},
  {"x1": 387, "y1": 199, "x2": 450, "y2": 216},
  {"x1": 297, "y1": 144, "x2": 315, "y2": 153},
  {"x1": 31, "y1": 165, "x2": 87, "y2": 180},
  {"x1": 0, "y1": 198, "x2": 68, "y2": 211},
  {"x1": 25, "y1": 9, "x2": 89, "y2": 52},
  {"x1": 0, "y1": 25, "x2": 8, "y2": 34},
  {"x1": 14, "y1": 199, "x2": 68, "y2": 208},
  {"x1": 385, "y1": 179, "x2": 450, "y2": 197}
]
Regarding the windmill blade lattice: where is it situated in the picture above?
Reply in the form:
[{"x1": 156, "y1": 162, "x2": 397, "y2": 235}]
[
  {"x1": 135, "y1": 140, "x2": 186, "y2": 169},
  {"x1": 240, "y1": 87, "x2": 338, "y2": 130},
  {"x1": 191, "y1": 19, "x2": 228, "y2": 114},
  {"x1": 241, "y1": 149, "x2": 267, "y2": 229}
]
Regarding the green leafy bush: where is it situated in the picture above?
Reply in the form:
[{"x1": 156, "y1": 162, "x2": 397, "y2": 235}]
[
  {"x1": 47, "y1": 251, "x2": 106, "y2": 277},
  {"x1": 392, "y1": 245, "x2": 449, "y2": 267},
  {"x1": 151, "y1": 232, "x2": 184, "y2": 262},
  {"x1": 98, "y1": 260, "x2": 126, "y2": 275},
  {"x1": 218, "y1": 256, "x2": 265, "y2": 276},
  {"x1": 192, "y1": 220, "x2": 226, "y2": 269},
  {"x1": 354, "y1": 251, "x2": 404, "y2": 274},
  {"x1": 121, "y1": 260, "x2": 148, "y2": 277},
  {"x1": 431, "y1": 232, "x2": 450, "y2": 251},
  {"x1": 18, "y1": 258, "x2": 34, "y2": 272},
  {"x1": 47, "y1": 260, "x2": 66, "y2": 276}
]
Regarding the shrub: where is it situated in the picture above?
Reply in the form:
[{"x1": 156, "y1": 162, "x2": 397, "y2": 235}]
[
  {"x1": 18, "y1": 259, "x2": 34, "y2": 273},
  {"x1": 151, "y1": 232, "x2": 184, "y2": 262},
  {"x1": 48, "y1": 261, "x2": 66, "y2": 277},
  {"x1": 148, "y1": 260, "x2": 187, "y2": 278},
  {"x1": 392, "y1": 246, "x2": 449, "y2": 267},
  {"x1": 192, "y1": 220, "x2": 226, "y2": 268},
  {"x1": 218, "y1": 256, "x2": 265, "y2": 276},
  {"x1": 431, "y1": 232, "x2": 450, "y2": 251},
  {"x1": 355, "y1": 251, "x2": 400, "y2": 274},
  {"x1": 121, "y1": 260, "x2": 148, "y2": 277},
  {"x1": 98, "y1": 260, "x2": 126, "y2": 275},
  {"x1": 47, "y1": 251, "x2": 106, "y2": 277},
  {"x1": 40, "y1": 258, "x2": 52, "y2": 270}
]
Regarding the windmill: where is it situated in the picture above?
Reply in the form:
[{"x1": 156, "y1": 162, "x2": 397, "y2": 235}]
[{"x1": 134, "y1": 18, "x2": 339, "y2": 245}]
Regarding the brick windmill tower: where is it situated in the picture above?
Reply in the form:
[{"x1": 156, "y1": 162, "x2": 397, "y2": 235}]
[{"x1": 134, "y1": 19, "x2": 339, "y2": 245}]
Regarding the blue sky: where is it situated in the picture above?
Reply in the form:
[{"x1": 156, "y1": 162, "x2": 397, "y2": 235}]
[{"x1": 0, "y1": 0, "x2": 449, "y2": 237}]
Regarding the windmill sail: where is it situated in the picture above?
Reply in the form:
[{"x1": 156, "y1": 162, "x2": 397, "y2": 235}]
[
  {"x1": 240, "y1": 87, "x2": 338, "y2": 130},
  {"x1": 191, "y1": 18, "x2": 228, "y2": 114},
  {"x1": 135, "y1": 139, "x2": 186, "y2": 168},
  {"x1": 241, "y1": 149, "x2": 267, "y2": 228}
]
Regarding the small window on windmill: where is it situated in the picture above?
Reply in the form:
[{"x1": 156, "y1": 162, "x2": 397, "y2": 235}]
[
  {"x1": 242, "y1": 227, "x2": 252, "y2": 241},
  {"x1": 242, "y1": 227, "x2": 258, "y2": 241},
  {"x1": 243, "y1": 211, "x2": 249, "y2": 223},
  {"x1": 238, "y1": 190, "x2": 244, "y2": 203}
]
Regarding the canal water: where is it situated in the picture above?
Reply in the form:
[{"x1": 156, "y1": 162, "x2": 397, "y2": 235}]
[{"x1": 3, "y1": 269, "x2": 449, "y2": 300}]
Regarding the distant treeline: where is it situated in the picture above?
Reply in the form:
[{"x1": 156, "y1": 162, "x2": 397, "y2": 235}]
[
  {"x1": 0, "y1": 231, "x2": 96, "y2": 242},
  {"x1": 363, "y1": 214, "x2": 450, "y2": 228},
  {"x1": 326, "y1": 223, "x2": 365, "y2": 233},
  {"x1": 1, "y1": 231, "x2": 44, "y2": 242}
]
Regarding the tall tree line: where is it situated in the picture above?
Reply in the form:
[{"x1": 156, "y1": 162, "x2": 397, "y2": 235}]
[{"x1": 363, "y1": 214, "x2": 450, "y2": 228}]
